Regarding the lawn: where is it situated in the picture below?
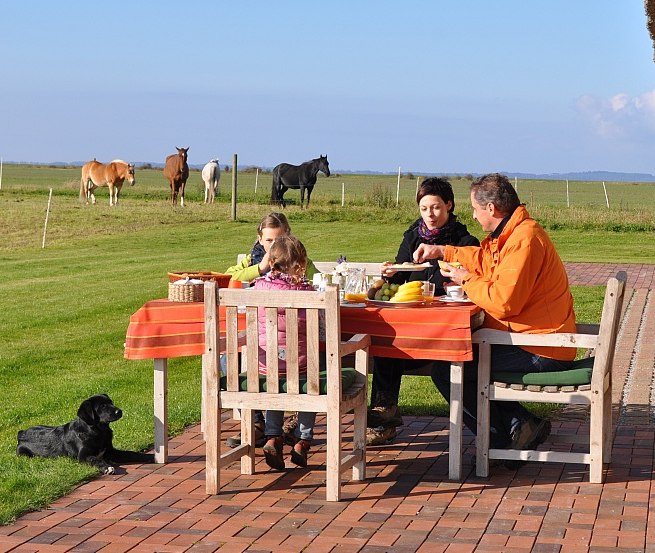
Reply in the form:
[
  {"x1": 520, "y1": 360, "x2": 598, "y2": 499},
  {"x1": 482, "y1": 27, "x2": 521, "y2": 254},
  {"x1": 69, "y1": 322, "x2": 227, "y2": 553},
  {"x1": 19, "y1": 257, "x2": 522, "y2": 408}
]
[{"x1": 0, "y1": 165, "x2": 653, "y2": 524}]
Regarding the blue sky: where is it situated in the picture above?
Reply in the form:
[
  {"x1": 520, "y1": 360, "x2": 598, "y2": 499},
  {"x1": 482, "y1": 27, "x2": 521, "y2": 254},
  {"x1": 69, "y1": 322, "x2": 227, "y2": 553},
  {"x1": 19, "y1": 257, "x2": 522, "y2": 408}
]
[{"x1": 2, "y1": 1, "x2": 654, "y2": 174}]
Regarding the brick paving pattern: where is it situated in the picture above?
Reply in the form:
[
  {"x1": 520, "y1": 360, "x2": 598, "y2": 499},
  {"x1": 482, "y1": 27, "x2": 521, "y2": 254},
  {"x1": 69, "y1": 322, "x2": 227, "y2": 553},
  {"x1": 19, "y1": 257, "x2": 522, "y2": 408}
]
[{"x1": 1, "y1": 263, "x2": 653, "y2": 553}]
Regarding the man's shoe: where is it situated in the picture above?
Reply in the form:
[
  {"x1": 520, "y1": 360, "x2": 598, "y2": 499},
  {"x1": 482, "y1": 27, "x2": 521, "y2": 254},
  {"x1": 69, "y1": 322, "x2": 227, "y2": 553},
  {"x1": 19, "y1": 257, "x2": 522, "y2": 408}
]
[
  {"x1": 262, "y1": 436, "x2": 285, "y2": 470},
  {"x1": 226, "y1": 421, "x2": 265, "y2": 448},
  {"x1": 504, "y1": 417, "x2": 552, "y2": 469},
  {"x1": 290, "y1": 438, "x2": 311, "y2": 467},
  {"x1": 367, "y1": 405, "x2": 403, "y2": 428},
  {"x1": 366, "y1": 425, "x2": 398, "y2": 446}
]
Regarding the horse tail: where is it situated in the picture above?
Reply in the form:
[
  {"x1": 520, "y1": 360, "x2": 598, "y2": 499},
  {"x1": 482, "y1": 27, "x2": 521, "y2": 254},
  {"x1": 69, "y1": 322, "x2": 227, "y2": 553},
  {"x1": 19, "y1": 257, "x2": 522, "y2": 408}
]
[
  {"x1": 271, "y1": 169, "x2": 280, "y2": 204},
  {"x1": 79, "y1": 170, "x2": 87, "y2": 203}
]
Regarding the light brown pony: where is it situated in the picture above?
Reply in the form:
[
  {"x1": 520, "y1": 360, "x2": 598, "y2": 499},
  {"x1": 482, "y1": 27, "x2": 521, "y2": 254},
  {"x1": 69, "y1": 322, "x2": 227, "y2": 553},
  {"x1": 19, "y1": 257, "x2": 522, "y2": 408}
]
[
  {"x1": 79, "y1": 159, "x2": 136, "y2": 206},
  {"x1": 163, "y1": 147, "x2": 189, "y2": 206}
]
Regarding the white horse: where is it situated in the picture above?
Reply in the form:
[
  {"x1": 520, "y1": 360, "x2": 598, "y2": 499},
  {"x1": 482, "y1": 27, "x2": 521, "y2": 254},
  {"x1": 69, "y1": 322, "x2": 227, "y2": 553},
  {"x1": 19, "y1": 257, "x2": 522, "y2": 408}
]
[{"x1": 201, "y1": 159, "x2": 221, "y2": 203}]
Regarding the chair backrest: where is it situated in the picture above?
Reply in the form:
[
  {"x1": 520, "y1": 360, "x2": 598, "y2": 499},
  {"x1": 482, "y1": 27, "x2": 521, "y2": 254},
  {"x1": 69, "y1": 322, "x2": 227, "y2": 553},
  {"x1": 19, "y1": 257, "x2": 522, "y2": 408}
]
[
  {"x1": 590, "y1": 270, "x2": 627, "y2": 387},
  {"x1": 215, "y1": 285, "x2": 342, "y2": 397}
]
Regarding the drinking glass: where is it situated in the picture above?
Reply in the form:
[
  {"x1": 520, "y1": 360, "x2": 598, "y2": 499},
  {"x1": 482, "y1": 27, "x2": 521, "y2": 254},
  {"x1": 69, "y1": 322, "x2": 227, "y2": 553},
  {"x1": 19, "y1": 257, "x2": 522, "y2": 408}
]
[
  {"x1": 344, "y1": 268, "x2": 368, "y2": 302},
  {"x1": 422, "y1": 281, "x2": 435, "y2": 303}
]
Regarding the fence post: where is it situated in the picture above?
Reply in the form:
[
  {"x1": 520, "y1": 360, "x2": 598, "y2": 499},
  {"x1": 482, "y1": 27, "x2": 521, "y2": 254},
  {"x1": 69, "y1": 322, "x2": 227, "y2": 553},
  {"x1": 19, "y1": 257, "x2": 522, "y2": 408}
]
[
  {"x1": 0, "y1": 157, "x2": 3, "y2": 190},
  {"x1": 254, "y1": 168, "x2": 259, "y2": 195},
  {"x1": 42, "y1": 188, "x2": 53, "y2": 248},
  {"x1": 231, "y1": 154, "x2": 237, "y2": 220},
  {"x1": 396, "y1": 166, "x2": 401, "y2": 205},
  {"x1": 341, "y1": 182, "x2": 345, "y2": 207},
  {"x1": 602, "y1": 181, "x2": 609, "y2": 208}
]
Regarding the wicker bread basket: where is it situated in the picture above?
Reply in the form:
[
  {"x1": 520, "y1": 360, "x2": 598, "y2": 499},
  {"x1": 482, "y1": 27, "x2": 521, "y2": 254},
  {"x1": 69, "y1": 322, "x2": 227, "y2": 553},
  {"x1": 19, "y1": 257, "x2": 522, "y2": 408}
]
[
  {"x1": 167, "y1": 271, "x2": 232, "y2": 287},
  {"x1": 168, "y1": 281, "x2": 204, "y2": 302},
  {"x1": 167, "y1": 271, "x2": 232, "y2": 302}
]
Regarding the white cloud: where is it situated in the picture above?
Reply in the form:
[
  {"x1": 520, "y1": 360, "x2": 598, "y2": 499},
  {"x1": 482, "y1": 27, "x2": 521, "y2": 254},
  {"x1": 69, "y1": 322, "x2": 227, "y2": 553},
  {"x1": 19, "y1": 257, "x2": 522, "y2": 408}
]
[{"x1": 576, "y1": 90, "x2": 655, "y2": 140}]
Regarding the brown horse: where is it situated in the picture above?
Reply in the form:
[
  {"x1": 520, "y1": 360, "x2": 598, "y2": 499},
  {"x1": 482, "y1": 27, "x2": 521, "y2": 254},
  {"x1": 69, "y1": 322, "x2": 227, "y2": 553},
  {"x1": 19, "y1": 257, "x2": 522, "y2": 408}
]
[
  {"x1": 163, "y1": 147, "x2": 189, "y2": 206},
  {"x1": 79, "y1": 159, "x2": 136, "y2": 206}
]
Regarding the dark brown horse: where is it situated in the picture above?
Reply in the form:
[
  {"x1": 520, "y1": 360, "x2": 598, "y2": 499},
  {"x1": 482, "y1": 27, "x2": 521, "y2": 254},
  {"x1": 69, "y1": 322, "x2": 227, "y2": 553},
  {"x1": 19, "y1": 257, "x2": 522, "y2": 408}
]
[
  {"x1": 163, "y1": 147, "x2": 189, "y2": 206},
  {"x1": 271, "y1": 155, "x2": 330, "y2": 208},
  {"x1": 79, "y1": 159, "x2": 136, "y2": 206}
]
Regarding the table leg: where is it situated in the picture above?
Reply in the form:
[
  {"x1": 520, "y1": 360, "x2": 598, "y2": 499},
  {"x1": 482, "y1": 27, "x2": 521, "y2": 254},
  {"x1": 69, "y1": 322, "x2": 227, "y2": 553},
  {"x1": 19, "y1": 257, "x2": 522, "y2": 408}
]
[
  {"x1": 201, "y1": 352, "x2": 208, "y2": 436},
  {"x1": 154, "y1": 358, "x2": 168, "y2": 464},
  {"x1": 449, "y1": 360, "x2": 463, "y2": 480}
]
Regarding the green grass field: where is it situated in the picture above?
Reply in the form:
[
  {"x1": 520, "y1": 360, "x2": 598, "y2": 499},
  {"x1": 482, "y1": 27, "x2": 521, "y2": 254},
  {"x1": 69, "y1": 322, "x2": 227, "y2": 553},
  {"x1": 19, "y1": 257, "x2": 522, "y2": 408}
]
[{"x1": 0, "y1": 164, "x2": 654, "y2": 525}]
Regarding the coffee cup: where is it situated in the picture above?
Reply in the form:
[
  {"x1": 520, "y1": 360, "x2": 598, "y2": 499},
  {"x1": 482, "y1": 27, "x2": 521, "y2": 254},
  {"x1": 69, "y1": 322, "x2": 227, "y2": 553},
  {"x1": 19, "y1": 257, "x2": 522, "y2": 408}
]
[{"x1": 446, "y1": 285, "x2": 464, "y2": 299}]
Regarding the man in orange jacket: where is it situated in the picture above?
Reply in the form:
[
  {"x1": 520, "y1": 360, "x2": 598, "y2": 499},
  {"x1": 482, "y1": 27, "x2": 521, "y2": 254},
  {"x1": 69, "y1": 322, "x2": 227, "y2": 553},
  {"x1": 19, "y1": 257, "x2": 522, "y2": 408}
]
[{"x1": 414, "y1": 173, "x2": 576, "y2": 465}]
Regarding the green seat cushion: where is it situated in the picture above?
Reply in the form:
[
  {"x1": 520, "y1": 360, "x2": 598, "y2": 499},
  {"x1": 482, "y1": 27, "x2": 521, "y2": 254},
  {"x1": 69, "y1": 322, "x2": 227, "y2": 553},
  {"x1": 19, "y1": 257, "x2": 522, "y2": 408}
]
[
  {"x1": 493, "y1": 356, "x2": 595, "y2": 386},
  {"x1": 220, "y1": 367, "x2": 358, "y2": 394}
]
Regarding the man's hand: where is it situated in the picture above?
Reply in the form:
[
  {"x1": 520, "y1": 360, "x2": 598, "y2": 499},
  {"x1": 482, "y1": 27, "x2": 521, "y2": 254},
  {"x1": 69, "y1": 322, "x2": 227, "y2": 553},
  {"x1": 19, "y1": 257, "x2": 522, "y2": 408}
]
[
  {"x1": 413, "y1": 244, "x2": 445, "y2": 263},
  {"x1": 440, "y1": 264, "x2": 470, "y2": 286}
]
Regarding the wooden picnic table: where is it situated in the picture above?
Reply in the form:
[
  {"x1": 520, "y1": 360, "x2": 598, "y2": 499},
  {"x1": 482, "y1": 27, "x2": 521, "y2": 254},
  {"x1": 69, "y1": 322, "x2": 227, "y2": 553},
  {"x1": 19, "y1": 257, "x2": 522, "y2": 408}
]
[{"x1": 124, "y1": 298, "x2": 483, "y2": 479}]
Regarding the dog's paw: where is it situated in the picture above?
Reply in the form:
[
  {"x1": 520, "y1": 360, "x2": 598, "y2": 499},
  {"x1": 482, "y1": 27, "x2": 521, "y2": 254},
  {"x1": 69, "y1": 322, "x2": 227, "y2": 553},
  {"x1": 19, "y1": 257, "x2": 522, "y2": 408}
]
[{"x1": 102, "y1": 466, "x2": 116, "y2": 475}]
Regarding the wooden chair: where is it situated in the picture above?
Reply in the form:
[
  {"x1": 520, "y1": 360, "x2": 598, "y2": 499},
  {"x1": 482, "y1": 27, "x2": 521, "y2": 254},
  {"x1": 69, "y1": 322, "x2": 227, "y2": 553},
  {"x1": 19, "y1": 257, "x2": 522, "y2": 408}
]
[
  {"x1": 202, "y1": 282, "x2": 370, "y2": 501},
  {"x1": 472, "y1": 271, "x2": 627, "y2": 483}
]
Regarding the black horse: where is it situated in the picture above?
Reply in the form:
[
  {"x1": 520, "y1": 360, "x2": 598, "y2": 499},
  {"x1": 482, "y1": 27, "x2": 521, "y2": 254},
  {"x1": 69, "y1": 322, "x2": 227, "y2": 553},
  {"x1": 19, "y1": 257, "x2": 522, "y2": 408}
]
[{"x1": 271, "y1": 155, "x2": 330, "y2": 208}]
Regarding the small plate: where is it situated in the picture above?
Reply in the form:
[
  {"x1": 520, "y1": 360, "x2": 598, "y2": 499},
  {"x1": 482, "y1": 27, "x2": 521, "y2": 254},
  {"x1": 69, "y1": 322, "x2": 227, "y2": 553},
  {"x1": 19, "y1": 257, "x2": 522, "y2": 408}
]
[
  {"x1": 438, "y1": 296, "x2": 473, "y2": 304},
  {"x1": 340, "y1": 302, "x2": 367, "y2": 308},
  {"x1": 386, "y1": 263, "x2": 431, "y2": 271},
  {"x1": 367, "y1": 299, "x2": 426, "y2": 308}
]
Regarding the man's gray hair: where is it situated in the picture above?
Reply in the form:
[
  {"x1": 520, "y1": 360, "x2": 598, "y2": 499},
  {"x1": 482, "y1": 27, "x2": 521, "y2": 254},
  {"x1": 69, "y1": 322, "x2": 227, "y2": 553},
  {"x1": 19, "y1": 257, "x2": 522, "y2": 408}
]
[{"x1": 470, "y1": 173, "x2": 520, "y2": 216}]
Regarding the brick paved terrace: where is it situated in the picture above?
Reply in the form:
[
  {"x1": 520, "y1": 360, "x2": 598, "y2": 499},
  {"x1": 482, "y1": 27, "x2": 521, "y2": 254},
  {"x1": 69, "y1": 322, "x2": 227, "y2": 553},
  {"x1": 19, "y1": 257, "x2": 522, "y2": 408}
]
[{"x1": 1, "y1": 263, "x2": 653, "y2": 553}]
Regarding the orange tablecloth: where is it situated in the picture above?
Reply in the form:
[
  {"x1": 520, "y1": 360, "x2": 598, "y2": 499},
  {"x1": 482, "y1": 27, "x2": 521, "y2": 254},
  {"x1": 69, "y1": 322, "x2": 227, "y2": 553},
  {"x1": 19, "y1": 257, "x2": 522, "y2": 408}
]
[{"x1": 125, "y1": 299, "x2": 480, "y2": 362}]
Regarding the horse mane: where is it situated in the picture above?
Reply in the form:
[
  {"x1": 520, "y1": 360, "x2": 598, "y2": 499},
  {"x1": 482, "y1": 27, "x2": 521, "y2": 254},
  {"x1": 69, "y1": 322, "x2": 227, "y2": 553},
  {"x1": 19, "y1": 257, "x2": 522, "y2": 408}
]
[{"x1": 110, "y1": 159, "x2": 128, "y2": 165}]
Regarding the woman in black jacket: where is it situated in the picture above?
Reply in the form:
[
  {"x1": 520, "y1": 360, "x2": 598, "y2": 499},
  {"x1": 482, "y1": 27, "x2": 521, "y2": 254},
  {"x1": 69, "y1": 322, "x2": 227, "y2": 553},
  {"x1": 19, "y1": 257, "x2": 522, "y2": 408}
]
[{"x1": 368, "y1": 177, "x2": 480, "y2": 445}]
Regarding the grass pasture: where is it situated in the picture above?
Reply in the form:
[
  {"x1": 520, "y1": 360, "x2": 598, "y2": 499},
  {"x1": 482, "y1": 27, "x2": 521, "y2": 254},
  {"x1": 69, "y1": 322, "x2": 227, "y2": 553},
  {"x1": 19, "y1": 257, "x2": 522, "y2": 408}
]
[{"x1": 0, "y1": 164, "x2": 654, "y2": 524}]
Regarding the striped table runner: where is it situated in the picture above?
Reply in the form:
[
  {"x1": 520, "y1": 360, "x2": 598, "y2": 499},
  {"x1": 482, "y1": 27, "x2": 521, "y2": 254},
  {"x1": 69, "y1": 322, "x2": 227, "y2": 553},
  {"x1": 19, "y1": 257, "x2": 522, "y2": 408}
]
[{"x1": 125, "y1": 299, "x2": 480, "y2": 362}]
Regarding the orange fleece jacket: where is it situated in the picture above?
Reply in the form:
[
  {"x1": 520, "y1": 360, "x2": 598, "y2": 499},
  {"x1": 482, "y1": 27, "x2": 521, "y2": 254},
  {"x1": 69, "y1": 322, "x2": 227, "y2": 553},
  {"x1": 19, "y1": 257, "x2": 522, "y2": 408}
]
[{"x1": 444, "y1": 205, "x2": 576, "y2": 360}]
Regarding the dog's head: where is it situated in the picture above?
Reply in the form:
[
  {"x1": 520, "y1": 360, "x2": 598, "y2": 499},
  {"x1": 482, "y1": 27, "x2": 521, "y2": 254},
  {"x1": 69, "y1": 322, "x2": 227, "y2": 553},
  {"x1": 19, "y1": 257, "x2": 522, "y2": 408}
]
[{"x1": 77, "y1": 394, "x2": 123, "y2": 426}]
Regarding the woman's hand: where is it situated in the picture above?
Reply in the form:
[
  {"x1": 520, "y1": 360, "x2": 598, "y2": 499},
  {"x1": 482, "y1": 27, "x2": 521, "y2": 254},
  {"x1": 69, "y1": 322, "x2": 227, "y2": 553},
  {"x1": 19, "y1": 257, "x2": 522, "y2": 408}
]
[
  {"x1": 380, "y1": 261, "x2": 398, "y2": 278},
  {"x1": 413, "y1": 244, "x2": 444, "y2": 263}
]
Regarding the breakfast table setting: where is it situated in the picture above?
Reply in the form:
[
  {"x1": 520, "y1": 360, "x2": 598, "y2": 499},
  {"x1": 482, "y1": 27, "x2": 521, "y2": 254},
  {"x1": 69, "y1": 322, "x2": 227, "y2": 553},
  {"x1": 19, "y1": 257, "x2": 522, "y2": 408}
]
[{"x1": 124, "y1": 266, "x2": 483, "y2": 479}]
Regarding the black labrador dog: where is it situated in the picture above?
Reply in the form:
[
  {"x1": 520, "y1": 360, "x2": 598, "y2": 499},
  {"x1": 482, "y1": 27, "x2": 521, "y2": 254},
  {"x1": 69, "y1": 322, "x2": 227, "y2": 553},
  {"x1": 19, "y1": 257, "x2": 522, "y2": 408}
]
[{"x1": 16, "y1": 393, "x2": 154, "y2": 474}]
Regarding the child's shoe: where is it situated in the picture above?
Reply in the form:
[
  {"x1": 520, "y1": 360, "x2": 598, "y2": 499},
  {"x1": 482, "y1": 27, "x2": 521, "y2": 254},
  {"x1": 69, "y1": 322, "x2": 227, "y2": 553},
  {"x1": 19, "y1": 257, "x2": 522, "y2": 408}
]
[
  {"x1": 262, "y1": 436, "x2": 285, "y2": 470},
  {"x1": 282, "y1": 413, "x2": 299, "y2": 446},
  {"x1": 290, "y1": 439, "x2": 311, "y2": 467}
]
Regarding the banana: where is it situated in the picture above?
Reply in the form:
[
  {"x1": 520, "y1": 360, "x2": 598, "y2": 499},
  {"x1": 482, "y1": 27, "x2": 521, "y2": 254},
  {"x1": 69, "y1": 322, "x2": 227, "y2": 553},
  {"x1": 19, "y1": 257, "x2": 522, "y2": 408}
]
[
  {"x1": 393, "y1": 289, "x2": 424, "y2": 297},
  {"x1": 389, "y1": 294, "x2": 424, "y2": 303},
  {"x1": 397, "y1": 281, "x2": 423, "y2": 292},
  {"x1": 390, "y1": 289, "x2": 424, "y2": 300}
]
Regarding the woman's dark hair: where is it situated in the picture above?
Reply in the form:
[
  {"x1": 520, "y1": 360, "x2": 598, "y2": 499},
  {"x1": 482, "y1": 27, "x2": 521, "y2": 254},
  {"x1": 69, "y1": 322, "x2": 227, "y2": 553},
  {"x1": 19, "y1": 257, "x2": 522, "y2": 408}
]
[
  {"x1": 416, "y1": 177, "x2": 455, "y2": 213},
  {"x1": 470, "y1": 173, "x2": 520, "y2": 216}
]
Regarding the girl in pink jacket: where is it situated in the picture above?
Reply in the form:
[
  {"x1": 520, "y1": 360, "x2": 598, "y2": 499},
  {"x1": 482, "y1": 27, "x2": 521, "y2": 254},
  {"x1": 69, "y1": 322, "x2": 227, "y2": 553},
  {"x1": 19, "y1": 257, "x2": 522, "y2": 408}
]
[{"x1": 254, "y1": 235, "x2": 318, "y2": 470}]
